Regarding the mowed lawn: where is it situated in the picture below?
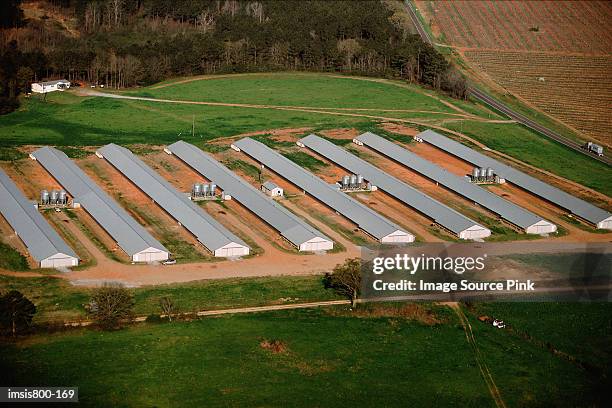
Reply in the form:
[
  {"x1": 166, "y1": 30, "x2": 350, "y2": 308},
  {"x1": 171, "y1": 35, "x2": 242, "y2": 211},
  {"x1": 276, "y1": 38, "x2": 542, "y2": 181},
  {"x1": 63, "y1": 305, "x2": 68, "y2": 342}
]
[{"x1": 1, "y1": 306, "x2": 605, "y2": 408}]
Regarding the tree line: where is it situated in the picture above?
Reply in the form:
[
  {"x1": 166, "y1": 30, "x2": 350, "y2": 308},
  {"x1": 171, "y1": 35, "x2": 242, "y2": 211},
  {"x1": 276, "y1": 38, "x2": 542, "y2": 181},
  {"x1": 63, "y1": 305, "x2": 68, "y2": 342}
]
[{"x1": 0, "y1": 0, "x2": 467, "y2": 114}]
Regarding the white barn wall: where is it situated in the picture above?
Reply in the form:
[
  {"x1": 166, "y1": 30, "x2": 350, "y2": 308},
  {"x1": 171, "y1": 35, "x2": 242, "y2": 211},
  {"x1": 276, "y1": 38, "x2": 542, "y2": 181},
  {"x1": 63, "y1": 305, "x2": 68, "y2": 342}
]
[
  {"x1": 458, "y1": 226, "x2": 491, "y2": 240},
  {"x1": 525, "y1": 221, "x2": 557, "y2": 234},
  {"x1": 133, "y1": 247, "x2": 169, "y2": 263},
  {"x1": 214, "y1": 243, "x2": 250, "y2": 257},
  {"x1": 381, "y1": 230, "x2": 415, "y2": 243},
  {"x1": 299, "y1": 238, "x2": 334, "y2": 252},
  {"x1": 596, "y1": 217, "x2": 612, "y2": 230},
  {"x1": 40, "y1": 253, "x2": 79, "y2": 268}
]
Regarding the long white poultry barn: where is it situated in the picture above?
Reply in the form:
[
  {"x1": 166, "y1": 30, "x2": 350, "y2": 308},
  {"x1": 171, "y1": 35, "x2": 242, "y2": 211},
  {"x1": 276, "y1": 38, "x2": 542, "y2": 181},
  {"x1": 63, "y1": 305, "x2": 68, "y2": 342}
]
[
  {"x1": 97, "y1": 144, "x2": 250, "y2": 257},
  {"x1": 232, "y1": 138, "x2": 415, "y2": 244},
  {"x1": 166, "y1": 141, "x2": 333, "y2": 252},
  {"x1": 299, "y1": 134, "x2": 491, "y2": 240},
  {"x1": 354, "y1": 132, "x2": 557, "y2": 234},
  {"x1": 416, "y1": 130, "x2": 612, "y2": 230},
  {"x1": 0, "y1": 169, "x2": 79, "y2": 268},
  {"x1": 30, "y1": 147, "x2": 169, "y2": 263}
]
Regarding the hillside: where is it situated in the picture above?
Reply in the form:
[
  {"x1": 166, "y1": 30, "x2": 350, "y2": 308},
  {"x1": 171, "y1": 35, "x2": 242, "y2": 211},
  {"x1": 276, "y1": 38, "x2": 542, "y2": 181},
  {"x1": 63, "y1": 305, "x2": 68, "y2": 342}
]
[
  {"x1": 416, "y1": 0, "x2": 612, "y2": 147},
  {"x1": 0, "y1": 0, "x2": 466, "y2": 114}
]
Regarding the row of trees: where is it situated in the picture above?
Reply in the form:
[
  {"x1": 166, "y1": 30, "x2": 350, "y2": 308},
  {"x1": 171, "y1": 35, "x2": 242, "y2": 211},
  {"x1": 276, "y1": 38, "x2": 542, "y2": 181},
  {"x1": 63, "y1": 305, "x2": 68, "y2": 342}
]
[
  {"x1": 0, "y1": 42, "x2": 47, "y2": 114},
  {"x1": 0, "y1": 0, "x2": 467, "y2": 113}
]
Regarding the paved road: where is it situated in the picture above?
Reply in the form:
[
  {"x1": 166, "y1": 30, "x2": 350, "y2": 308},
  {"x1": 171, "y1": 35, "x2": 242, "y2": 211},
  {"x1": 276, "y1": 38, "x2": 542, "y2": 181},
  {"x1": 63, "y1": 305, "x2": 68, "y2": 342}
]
[{"x1": 404, "y1": 1, "x2": 611, "y2": 166}]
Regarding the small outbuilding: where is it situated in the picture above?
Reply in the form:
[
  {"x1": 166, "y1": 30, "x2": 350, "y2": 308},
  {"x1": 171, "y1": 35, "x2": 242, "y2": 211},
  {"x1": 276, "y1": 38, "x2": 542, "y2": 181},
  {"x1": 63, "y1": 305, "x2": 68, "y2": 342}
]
[
  {"x1": 261, "y1": 181, "x2": 283, "y2": 197},
  {"x1": 31, "y1": 79, "x2": 71, "y2": 94}
]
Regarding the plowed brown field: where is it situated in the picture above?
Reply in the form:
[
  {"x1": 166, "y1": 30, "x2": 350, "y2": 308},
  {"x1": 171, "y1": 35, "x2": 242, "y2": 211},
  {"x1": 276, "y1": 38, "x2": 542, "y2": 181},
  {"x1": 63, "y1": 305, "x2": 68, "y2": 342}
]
[{"x1": 417, "y1": 0, "x2": 612, "y2": 146}]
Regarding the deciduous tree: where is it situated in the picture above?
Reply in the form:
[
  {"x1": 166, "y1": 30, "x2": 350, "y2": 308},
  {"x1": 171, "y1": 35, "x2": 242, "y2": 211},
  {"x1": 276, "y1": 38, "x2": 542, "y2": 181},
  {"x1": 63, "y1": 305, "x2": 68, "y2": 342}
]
[
  {"x1": 323, "y1": 258, "x2": 362, "y2": 308},
  {"x1": 0, "y1": 290, "x2": 36, "y2": 336},
  {"x1": 87, "y1": 284, "x2": 134, "y2": 330}
]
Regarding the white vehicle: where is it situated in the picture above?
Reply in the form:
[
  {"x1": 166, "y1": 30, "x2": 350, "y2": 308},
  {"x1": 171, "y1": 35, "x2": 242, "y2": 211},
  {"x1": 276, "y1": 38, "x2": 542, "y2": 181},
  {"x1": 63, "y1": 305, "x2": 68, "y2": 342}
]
[
  {"x1": 162, "y1": 259, "x2": 177, "y2": 265},
  {"x1": 492, "y1": 319, "x2": 505, "y2": 329},
  {"x1": 584, "y1": 142, "x2": 604, "y2": 157}
]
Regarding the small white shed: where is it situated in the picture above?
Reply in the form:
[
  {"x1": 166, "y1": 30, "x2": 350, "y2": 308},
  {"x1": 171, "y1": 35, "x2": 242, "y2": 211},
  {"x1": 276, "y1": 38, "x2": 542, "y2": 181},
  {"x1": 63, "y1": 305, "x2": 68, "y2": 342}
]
[
  {"x1": 31, "y1": 79, "x2": 71, "y2": 94},
  {"x1": 261, "y1": 181, "x2": 283, "y2": 197}
]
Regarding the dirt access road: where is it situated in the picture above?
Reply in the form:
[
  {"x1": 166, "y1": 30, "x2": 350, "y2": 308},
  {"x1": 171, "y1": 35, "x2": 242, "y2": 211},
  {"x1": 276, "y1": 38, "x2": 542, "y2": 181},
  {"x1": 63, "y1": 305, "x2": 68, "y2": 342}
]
[
  {"x1": 0, "y1": 184, "x2": 363, "y2": 287},
  {"x1": 78, "y1": 89, "x2": 512, "y2": 124},
  {"x1": 61, "y1": 210, "x2": 360, "y2": 287}
]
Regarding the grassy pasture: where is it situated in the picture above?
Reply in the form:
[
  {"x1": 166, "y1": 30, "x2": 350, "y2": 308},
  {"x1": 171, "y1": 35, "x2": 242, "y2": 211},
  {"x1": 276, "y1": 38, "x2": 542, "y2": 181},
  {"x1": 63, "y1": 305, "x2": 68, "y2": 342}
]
[
  {"x1": 0, "y1": 73, "x2": 608, "y2": 197},
  {"x1": 0, "y1": 274, "x2": 341, "y2": 323},
  {"x1": 468, "y1": 302, "x2": 612, "y2": 375},
  {"x1": 0, "y1": 304, "x2": 607, "y2": 407},
  {"x1": 0, "y1": 241, "x2": 29, "y2": 271},
  {"x1": 135, "y1": 73, "x2": 466, "y2": 112}
]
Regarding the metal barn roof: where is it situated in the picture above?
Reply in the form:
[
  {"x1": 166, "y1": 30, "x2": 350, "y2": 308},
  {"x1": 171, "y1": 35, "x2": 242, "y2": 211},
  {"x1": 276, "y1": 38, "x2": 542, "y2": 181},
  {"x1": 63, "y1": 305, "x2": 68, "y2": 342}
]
[
  {"x1": 0, "y1": 169, "x2": 78, "y2": 263},
  {"x1": 416, "y1": 130, "x2": 612, "y2": 227},
  {"x1": 355, "y1": 132, "x2": 556, "y2": 232},
  {"x1": 262, "y1": 181, "x2": 281, "y2": 190},
  {"x1": 31, "y1": 147, "x2": 168, "y2": 257},
  {"x1": 166, "y1": 141, "x2": 332, "y2": 249},
  {"x1": 232, "y1": 138, "x2": 414, "y2": 242},
  {"x1": 300, "y1": 134, "x2": 489, "y2": 238},
  {"x1": 34, "y1": 79, "x2": 70, "y2": 86},
  {"x1": 97, "y1": 144, "x2": 248, "y2": 253}
]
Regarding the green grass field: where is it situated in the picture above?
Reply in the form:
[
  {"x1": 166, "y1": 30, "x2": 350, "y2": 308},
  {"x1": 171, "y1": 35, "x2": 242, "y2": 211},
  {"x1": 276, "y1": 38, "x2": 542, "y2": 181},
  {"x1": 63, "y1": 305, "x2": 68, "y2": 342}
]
[
  {"x1": 0, "y1": 274, "x2": 341, "y2": 323},
  {"x1": 1, "y1": 304, "x2": 607, "y2": 407},
  {"x1": 468, "y1": 302, "x2": 612, "y2": 375},
  {"x1": 0, "y1": 73, "x2": 609, "y2": 196},
  {"x1": 135, "y1": 73, "x2": 465, "y2": 113},
  {"x1": 0, "y1": 241, "x2": 29, "y2": 271},
  {"x1": 1, "y1": 267, "x2": 610, "y2": 407}
]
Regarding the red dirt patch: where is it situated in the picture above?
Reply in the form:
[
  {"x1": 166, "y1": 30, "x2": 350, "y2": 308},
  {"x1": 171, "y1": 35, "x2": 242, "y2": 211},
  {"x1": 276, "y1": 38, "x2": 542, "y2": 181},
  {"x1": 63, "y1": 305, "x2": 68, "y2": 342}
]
[
  {"x1": 319, "y1": 128, "x2": 360, "y2": 140},
  {"x1": 380, "y1": 122, "x2": 420, "y2": 137},
  {"x1": 260, "y1": 339, "x2": 288, "y2": 354}
]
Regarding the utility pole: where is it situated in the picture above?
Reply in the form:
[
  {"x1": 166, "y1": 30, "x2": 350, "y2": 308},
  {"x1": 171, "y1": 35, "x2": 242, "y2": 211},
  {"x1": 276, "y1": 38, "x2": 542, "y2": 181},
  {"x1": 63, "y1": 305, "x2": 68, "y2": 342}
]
[{"x1": 192, "y1": 115, "x2": 195, "y2": 138}]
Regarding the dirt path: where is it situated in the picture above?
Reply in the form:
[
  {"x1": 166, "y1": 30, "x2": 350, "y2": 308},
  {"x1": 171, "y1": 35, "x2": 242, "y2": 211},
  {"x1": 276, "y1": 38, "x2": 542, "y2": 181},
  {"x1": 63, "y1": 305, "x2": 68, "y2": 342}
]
[
  {"x1": 148, "y1": 72, "x2": 489, "y2": 119},
  {"x1": 279, "y1": 199, "x2": 360, "y2": 252},
  {"x1": 45, "y1": 196, "x2": 361, "y2": 287},
  {"x1": 443, "y1": 302, "x2": 507, "y2": 408},
  {"x1": 65, "y1": 299, "x2": 352, "y2": 327},
  {"x1": 78, "y1": 89, "x2": 513, "y2": 123},
  {"x1": 56, "y1": 211, "x2": 119, "y2": 270}
]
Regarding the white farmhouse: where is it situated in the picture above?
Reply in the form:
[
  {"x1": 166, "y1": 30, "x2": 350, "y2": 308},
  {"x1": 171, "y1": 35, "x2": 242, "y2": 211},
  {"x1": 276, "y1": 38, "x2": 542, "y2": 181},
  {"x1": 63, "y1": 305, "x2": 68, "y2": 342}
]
[{"x1": 31, "y1": 79, "x2": 71, "y2": 94}]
